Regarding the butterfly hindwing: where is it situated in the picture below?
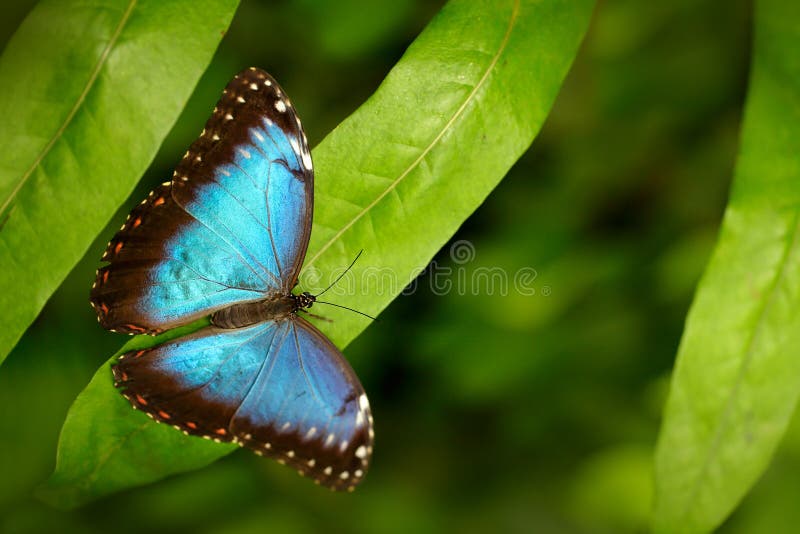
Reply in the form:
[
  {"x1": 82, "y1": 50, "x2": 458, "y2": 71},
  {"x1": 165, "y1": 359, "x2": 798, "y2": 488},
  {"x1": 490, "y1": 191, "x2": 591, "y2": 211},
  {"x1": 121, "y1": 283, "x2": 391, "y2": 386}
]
[
  {"x1": 113, "y1": 317, "x2": 373, "y2": 491},
  {"x1": 230, "y1": 316, "x2": 374, "y2": 490},
  {"x1": 91, "y1": 69, "x2": 314, "y2": 334},
  {"x1": 113, "y1": 323, "x2": 278, "y2": 438}
]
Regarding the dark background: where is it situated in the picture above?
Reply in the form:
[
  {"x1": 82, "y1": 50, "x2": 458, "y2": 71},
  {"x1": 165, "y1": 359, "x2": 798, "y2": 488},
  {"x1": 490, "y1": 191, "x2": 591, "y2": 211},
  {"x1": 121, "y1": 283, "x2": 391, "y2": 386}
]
[{"x1": 4, "y1": 0, "x2": 796, "y2": 532}]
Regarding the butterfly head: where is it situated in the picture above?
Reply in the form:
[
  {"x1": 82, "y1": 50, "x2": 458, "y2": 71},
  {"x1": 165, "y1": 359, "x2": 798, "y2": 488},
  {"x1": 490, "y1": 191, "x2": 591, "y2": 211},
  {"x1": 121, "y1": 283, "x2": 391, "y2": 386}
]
[{"x1": 294, "y1": 291, "x2": 316, "y2": 310}]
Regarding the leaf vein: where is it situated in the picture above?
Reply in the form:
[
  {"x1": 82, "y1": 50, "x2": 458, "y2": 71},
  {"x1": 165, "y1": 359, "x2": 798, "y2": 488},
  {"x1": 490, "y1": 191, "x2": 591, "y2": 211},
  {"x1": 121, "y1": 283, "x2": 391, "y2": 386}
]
[
  {"x1": 0, "y1": 0, "x2": 138, "y2": 222},
  {"x1": 301, "y1": 0, "x2": 520, "y2": 271},
  {"x1": 681, "y1": 212, "x2": 800, "y2": 520}
]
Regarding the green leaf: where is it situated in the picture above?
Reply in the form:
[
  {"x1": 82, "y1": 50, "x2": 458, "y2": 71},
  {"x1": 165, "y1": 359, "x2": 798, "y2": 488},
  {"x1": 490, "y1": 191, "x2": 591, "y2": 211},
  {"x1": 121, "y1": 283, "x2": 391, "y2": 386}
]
[
  {"x1": 653, "y1": 1, "x2": 800, "y2": 531},
  {"x1": 0, "y1": 0, "x2": 240, "y2": 364},
  {"x1": 42, "y1": 0, "x2": 594, "y2": 507},
  {"x1": 37, "y1": 321, "x2": 237, "y2": 510}
]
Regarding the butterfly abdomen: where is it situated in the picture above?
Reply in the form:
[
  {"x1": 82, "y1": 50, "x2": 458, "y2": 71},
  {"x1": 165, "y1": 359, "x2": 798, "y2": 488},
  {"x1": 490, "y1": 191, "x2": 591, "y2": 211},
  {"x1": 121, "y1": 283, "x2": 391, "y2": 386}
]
[{"x1": 210, "y1": 295, "x2": 297, "y2": 329}]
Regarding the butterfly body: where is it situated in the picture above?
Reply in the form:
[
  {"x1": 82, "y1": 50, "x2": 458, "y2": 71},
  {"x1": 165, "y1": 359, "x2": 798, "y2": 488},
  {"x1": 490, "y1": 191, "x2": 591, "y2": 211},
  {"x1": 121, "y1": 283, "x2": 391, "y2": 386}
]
[
  {"x1": 209, "y1": 291, "x2": 315, "y2": 329},
  {"x1": 91, "y1": 68, "x2": 373, "y2": 491}
]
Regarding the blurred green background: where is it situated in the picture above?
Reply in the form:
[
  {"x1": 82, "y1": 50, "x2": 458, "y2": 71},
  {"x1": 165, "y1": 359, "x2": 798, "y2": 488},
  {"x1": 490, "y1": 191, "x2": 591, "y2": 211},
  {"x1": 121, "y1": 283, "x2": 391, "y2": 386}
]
[{"x1": 4, "y1": 0, "x2": 797, "y2": 532}]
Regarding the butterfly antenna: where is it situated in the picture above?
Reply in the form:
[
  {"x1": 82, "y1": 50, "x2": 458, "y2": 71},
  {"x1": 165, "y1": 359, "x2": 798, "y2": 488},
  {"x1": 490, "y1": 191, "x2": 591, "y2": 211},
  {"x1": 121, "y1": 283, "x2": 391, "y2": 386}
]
[
  {"x1": 314, "y1": 249, "x2": 364, "y2": 297},
  {"x1": 314, "y1": 300, "x2": 379, "y2": 322}
]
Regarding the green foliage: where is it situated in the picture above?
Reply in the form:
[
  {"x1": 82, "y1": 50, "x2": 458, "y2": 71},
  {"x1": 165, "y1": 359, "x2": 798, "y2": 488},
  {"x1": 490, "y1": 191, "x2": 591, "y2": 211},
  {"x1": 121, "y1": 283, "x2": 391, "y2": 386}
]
[
  {"x1": 37, "y1": 320, "x2": 237, "y2": 510},
  {"x1": 4, "y1": 0, "x2": 800, "y2": 532},
  {"x1": 653, "y1": 0, "x2": 800, "y2": 531},
  {"x1": 40, "y1": 0, "x2": 594, "y2": 507},
  {"x1": 0, "y1": 0, "x2": 239, "y2": 363}
]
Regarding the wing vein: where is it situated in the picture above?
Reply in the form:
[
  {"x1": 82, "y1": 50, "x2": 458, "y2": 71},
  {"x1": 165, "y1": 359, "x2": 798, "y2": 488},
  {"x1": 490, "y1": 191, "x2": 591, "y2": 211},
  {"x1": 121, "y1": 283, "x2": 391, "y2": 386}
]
[
  {"x1": 291, "y1": 320, "x2": 323, "y2": 406},
  {"x1": 231, "y1": 322, "x2": 291, "y2": 429},
  {"x1": 170, "y1": 187, "x2": 278, "y2": 288},
  {"x1": 263, "y1": 163, "x2": 286, "y2": 285},
  {"x1": 157, "y1": 326, "x2": 269, "y2": 402}
]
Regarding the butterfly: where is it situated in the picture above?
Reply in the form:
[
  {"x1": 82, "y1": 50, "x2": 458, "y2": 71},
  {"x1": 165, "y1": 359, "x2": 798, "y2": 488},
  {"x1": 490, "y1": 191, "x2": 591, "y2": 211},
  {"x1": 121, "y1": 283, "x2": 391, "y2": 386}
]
[{"x1": 89, "y1": 68, "x2": 373, "y2": 491}]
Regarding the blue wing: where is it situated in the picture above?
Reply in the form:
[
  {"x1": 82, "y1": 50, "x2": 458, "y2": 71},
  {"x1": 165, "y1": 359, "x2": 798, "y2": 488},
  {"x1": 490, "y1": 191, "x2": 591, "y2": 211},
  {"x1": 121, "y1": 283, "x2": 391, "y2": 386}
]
[
  {"x1": 231, "y1": 317, "x2": 373, "y2": 489},
  {"x1": 91, "y1": 68, "x2": 313, "y2": 334},
  {"x1": 114, "y1": 317, "x2": 373, "y2": 491}
]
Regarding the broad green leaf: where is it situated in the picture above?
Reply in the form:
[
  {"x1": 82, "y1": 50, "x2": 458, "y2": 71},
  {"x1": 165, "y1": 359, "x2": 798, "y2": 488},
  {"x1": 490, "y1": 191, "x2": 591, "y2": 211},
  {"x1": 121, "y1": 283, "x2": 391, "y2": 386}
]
[
  {"x1": 0, "y1": 0, "x2": 240, "y2": 364},
  {"x1": 653, "y1": 1, "x2": 800, "y2": 531},
  {"x1": 41, "y1": 0, "x2": 594, "y2": 507}
]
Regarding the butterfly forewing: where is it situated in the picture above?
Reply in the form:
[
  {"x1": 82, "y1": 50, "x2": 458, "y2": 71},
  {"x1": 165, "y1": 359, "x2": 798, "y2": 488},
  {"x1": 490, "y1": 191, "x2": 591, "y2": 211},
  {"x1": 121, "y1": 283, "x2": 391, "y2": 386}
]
[{"x1": 91, "y1": 68, "x2": 314, "y2": 334}]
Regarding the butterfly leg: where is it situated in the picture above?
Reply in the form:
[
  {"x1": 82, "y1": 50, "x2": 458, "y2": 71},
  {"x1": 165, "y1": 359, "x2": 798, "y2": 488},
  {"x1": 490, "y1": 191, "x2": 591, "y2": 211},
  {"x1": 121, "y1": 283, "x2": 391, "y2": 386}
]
[{"x1": 298, "y1": 309, "x2": 333, "y2": 323}]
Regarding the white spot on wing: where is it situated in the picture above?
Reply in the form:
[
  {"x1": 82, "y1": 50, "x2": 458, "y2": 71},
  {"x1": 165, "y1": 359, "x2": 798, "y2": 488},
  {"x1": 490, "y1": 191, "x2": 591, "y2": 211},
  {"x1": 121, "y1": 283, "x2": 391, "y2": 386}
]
[
  {"x1": 238, "y1": 148, "x2": 251, "y2": 159},
  {"x1": 302, "y1": 150, "x2": 313, "y2": 170},
  {"x1": 274, "y1": 100, "x2": 287, "y2": 113}
]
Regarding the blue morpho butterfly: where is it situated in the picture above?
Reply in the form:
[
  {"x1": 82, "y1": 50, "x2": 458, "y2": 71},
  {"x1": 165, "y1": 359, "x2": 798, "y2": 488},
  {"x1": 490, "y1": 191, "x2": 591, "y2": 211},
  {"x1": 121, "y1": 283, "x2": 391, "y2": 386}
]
[{"x1": 89, "y1": 68, "x2": 373, "y2": 491}]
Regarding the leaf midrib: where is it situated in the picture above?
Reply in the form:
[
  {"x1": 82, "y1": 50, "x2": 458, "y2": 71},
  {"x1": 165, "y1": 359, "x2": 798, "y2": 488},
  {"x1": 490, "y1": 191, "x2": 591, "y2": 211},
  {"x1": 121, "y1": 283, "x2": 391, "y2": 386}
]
[
  {"x1": 302, "y1": 0, "x2": 521, "y2": 271},
  {"x1": 0, "y1": 0, "x2": 138, "y2": 221},
  {"x1": 679, "y1": 212, "x2": 800, "y2": 522}
]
